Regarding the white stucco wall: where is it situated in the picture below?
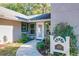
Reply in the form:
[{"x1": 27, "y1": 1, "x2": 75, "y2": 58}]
[
  {"x1": 0, "y1": 19, "x2": 21, "y2": 43},
  {"x1": 51, "y1": 3, "x2": 79, "y2": 48}
]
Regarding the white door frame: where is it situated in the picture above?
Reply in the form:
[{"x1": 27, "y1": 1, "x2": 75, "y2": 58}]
[{"x1": 36, "y1": 22, "x2": 44, "y2": 40}]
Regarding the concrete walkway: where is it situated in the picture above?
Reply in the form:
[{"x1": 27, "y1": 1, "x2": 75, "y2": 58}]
[{"x1": 16, "y1": 40, "x2": 42, "y2": 56}]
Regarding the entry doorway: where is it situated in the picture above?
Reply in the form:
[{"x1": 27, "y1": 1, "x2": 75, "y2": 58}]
[{"x1": 36, "y1": 22, "x2": 44, "y2": 40}]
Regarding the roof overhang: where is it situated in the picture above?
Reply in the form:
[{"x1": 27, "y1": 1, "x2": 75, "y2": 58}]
[
  {"x1": 0, "y1": 7, "x2": 51, "y2": 22},
  {"x1": 0, "y1": 15, "x2": 28, "y2": 22},
  {"x1": 28, "y1": 19, "x2": 50, "y2": 22}
]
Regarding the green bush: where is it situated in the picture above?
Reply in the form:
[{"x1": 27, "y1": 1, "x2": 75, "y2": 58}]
[
  {"x1": 17, "y1": 33, "x2": 29, "y2": 43},
  {"x1": 53, "y1": 23, "x2": 78, "y2": 56},
  {"x1": 70, "y1": 47, "x2": 78, "y2": 56},
  {"x1": 36, "y1": 37, "x2": 50, "y2": 55},
  {"x1": 37, "y1": 42, "x2": 45, "y2": 49}
]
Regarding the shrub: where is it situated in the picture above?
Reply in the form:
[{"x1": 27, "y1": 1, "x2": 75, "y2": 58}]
[
  {"x1": 37, "y1": 41, "x2": 45, "y2": 50},
  {"x1": 17, "y1": 33, "x2": 30, "y2": 43},
  {"x1": 53, "y1": 23, "x2": 78, "y2": 56},
  {"x1": 37, "y1": 37, "x2": 50, "y2": 55}
]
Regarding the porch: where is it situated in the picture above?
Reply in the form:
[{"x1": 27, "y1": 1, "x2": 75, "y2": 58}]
[{"x1": 21, "y1": 21, "x2": 51, "y2": 40}]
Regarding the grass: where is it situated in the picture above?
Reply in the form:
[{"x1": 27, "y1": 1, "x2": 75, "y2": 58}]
[{"x1": 0, "y1": 43, "x2": 22, "y2": 56}]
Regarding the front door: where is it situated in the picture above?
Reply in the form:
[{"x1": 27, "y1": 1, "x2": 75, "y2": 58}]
[{"x1": 36, "y1": 22, "x2": 44, "y2": 40}]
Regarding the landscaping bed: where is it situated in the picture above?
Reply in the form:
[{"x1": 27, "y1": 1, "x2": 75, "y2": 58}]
[
  {"x1": 37, "y1": 37, "x2": 50, "y2": 56},
  {"x1": 37, "y1": 42, "x2": 48, "y2": 56},
  {"x1": 37, "y1": 23, "x2": 78, "y2": 56}
]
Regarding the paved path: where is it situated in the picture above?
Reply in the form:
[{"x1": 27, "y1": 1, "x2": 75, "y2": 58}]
[{"x1": 16, "y1": 40, "x2": 42, "y2": 56}]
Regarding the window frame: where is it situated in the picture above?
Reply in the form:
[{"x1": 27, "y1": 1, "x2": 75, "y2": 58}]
[{"x1": 21, "y1": 22, "x2": 27, "y2": 32}]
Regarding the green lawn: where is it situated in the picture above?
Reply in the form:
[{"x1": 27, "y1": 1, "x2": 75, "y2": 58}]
[{"x1": 0, "y1": 43, "x2": 22, "y2": 56}]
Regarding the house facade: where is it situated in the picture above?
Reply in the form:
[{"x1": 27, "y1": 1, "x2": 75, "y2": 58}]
[{"x1": 0, "y1": 7, "x2": 50, "y2": 44}]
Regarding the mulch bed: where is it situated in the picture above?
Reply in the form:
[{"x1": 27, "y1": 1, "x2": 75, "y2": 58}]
[{"x1": 37, "y1": 48, "x2": 49, "y2": 56}]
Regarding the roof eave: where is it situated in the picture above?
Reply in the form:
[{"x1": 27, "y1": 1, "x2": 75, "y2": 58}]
[
  {"x1": 0, "y1": 16, "x2": 28, "y2": 22},
  {"x1": 28, "y1": 19, "x2": 50, "y2": 22}
]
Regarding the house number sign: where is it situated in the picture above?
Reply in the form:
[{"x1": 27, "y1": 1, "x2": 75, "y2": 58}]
[{"x1": 50, "y1": 35, "x2": 70, "y2": 56}]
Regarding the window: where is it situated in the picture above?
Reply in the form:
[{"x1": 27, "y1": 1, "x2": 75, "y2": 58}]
[
  {"x1": 21, "y1": 22, "x2": 27, "y2": 32},
  {"x1": 29, "y1": 23, "x2": 35, "y2": 34}
]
